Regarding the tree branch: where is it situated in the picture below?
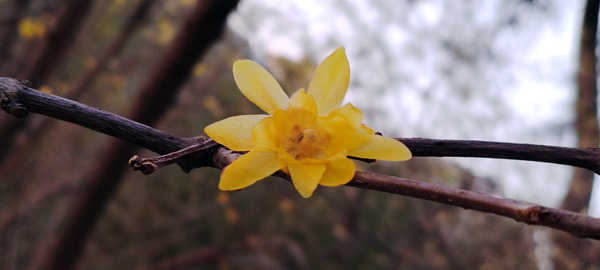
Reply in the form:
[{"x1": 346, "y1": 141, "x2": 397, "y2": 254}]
[
  {"x1": 349, "y1": 172, "x2": 600, "y2": 239},
  {"x1": 399, "y1": 138, "x2": 600, "y2": 174},
  {"x1": 2, "y1": 76, "x2": 600, "y2": 240},
  {"x1": 0, "y1": 77, "x2": 204, "y2": 167},
  {"x1": 210, "y1": 148, "x2": 600, "y2": 240},
  {"x1": 3, "y1": 77, "x2": 599, "y2": 174}
]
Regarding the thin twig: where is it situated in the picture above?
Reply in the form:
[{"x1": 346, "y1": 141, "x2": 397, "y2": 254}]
[
  {"x1": 2, "y1": 76, "x2": 600, "y2": 239},
  {"x1": 129, "y1": 140, "x2": 218, "y2": 174}
]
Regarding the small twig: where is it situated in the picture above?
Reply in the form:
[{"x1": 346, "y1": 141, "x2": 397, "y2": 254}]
[{"x1": 129, "y1": 140, "x2": 218, "y2": 174}]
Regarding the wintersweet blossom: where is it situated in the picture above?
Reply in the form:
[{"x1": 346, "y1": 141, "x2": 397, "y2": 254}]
[{"x1": 205, "y1": 47, "x2": 411, "y2": 198}]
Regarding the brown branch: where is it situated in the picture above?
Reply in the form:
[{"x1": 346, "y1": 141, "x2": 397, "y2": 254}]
[
  {"x1": 398, "y1": 138, "x2": 600, "y2": 175},
  {"x1": 349, "y1": 172, "x2": 600, "y2": 239},
  {"x1": 0, "y1": 77, "x2": 194, "y2": 155},
  {"x1": 2, "y1": 77, "x2": 600, "y2": 240},
  {"x1": 212, "y1": 147, "x2": 600, "y2": 240},
  {"x1": 3, "y1": 79, "x2": 600, "y2": 175}
]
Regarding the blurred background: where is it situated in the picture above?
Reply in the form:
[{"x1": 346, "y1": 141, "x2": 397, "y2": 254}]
[{"x1": 0, "y1": 0, "x2": 599, "y2": 269}]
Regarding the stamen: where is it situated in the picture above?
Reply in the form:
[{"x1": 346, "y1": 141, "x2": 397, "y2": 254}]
[{"x1": 300, "y1": 129, "x2": 317, "y2": 143}]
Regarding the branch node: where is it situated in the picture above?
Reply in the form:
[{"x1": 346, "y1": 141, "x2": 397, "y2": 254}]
[
  {"x1": 526, "y1": 207, "x2": 540, "y2": 223},
  {"x1": 0, "y1": 94, "x2": 29, "y2": 118},
  {"x1": 0, "y1": 77, "x2": 30, "y2": 118},
  {"x1": 18, "y1": 79, "x2": 32, "y2": 87},
  {"x1": 129, "y1": 155, "x2": 158, "y2": 175}
]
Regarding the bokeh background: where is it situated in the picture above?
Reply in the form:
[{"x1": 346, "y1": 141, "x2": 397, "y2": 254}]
[{"x1": 1, "y1": 0, "x2": 599, "y2": 269}]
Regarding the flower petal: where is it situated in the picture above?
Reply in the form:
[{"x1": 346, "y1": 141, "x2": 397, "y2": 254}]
[
  {"x1": 320, "y1": 103, "x2": 363, "y2": 132},
  {"x1": 307, "y1": 47, "x2": 350, "y2": 116},
  {"x1": 205, "y1": 115, "x2": 269, "y2": 151},
  {"x1": 317, "y1": 103, "x2": 363, "y2": 155},
  {"x1": 348, "y1": 135, "x2": 412, "y2": 161},
  {"x1": 319, "y1": 156, "x2": 355, "y2": 187},
  {"x1": 289, "y1": 89, "x2": 317, "y2": 115},
  {"x1": 233, "y1": 60, "x2": 289, "y2": 114},
  {"x1": 272, "y1": 109, "x2": 295, "y2": 137},
  {"x1": 219, "y1": 150, "x2": 285, "y2": 191},
  {"x1": 252, "y1": 117, "x2": 277, "y2": 150},
  {"x1": 359, "y1": 124, "x2": 375, "y2": 135},
  {"x1": 288, "y1": 163, "x2": 326, "y2": 198},
  {"x1": 272, "y1": 106, "x2": 317, "y2": 137}
]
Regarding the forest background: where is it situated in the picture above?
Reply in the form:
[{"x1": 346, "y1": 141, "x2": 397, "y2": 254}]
[{"x1": 1, "y1": 0, "x2": 600, "y2": 269}]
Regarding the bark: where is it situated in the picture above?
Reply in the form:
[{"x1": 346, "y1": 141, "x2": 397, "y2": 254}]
[{"x1": 21, "y1": 0, "x2": 241, "y2": 269}]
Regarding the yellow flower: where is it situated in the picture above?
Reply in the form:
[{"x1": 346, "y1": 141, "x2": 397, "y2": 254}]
[{"x1": 205, "y1": 47, "x2": 411, "y2": 198}]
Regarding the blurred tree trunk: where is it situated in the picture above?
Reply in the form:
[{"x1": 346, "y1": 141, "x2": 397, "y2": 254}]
[
  {"x1": 0, "y1": 2, "x2": 156, "y2": 266},
  {"x1": 23, "y1": 0, "x2": 96, "y2": 85},
  {"x1": 0, "y1": 0, "x2": 97, "y2": 165},
  {"x1": 0, "y1": 0, "x2": 31, "y2": 71},
  {"x1": 564, "y1": 0, "x2": 600, "y2": 214},
  {"x1": 25, "y1": 1, "x2": 240, "y2": 269},
  {"x1": 0, "y1": 0, "x2": 155, "y2": 173},
  {"x1": 0, "y1": 2, "x2": 97, "y2": 267},
  {"x1": 553, "y1": 0, "x2": 600, "y2": 269}
]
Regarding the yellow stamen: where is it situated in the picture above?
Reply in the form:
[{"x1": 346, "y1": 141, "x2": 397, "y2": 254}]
[{"x1": 300, "y1": 129, "x2": 317, "y2": 144}]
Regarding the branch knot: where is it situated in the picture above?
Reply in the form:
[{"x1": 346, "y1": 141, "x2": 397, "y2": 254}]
[{"x1": 0, "y1": 77, "x2": 29, "y2": 118}]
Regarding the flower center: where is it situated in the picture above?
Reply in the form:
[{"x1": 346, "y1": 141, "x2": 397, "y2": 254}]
[
  {"x1": 283, "y1": 125, "x2": 330, "y2": 161},
  {"x1": 299, "y1": 129, "x2": 317, "y2": 145}
]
